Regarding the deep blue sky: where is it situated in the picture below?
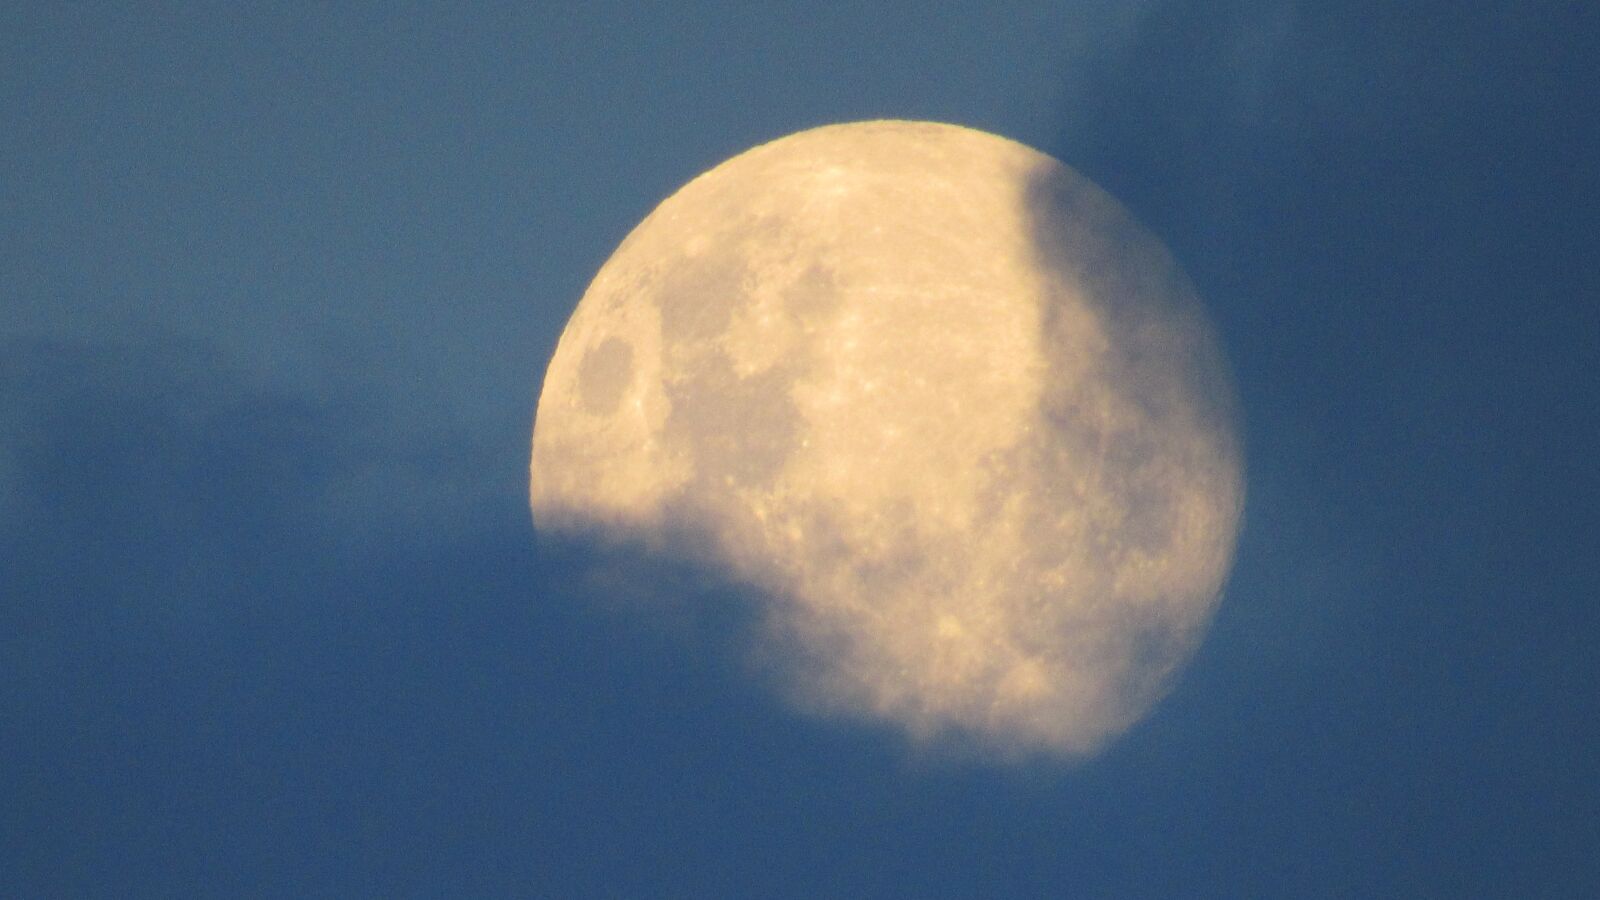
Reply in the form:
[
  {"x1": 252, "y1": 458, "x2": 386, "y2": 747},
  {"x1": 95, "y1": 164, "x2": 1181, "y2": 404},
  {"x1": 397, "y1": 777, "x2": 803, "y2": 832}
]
[{"x1": 4, "y1": 2, "x2": 1597, "y2": 896}]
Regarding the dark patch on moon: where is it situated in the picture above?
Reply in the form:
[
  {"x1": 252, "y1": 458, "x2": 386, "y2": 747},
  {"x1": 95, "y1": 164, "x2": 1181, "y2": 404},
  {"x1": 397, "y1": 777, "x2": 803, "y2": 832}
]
[
  {"x1": 655, "y1": 221, "x2": 832, "y2": 503},
  {"x1": 658, "y1": 246, "x2": 747, "y2": 344},
  {"x1": 578, "y1": 337, "x2": 634, "y2": 415},
  {"x1": 783, "y1": 264, "x2": 842, "y2": 328},
  {"x1": 665, "y1": 352, "x2": 798, "y2": 492}
]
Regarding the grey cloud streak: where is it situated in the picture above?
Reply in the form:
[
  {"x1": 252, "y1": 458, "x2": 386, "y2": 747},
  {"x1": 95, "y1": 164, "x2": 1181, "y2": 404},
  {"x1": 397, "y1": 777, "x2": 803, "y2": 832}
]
[{"x1": 0, "y1": 337, "x2": 507, "y2": 662}]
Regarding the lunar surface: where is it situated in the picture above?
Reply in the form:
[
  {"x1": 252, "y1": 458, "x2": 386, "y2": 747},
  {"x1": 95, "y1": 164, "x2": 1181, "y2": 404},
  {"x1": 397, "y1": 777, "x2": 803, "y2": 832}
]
[{"x1": 531, "y1": 120, "x2": 1243, "y2": 757}]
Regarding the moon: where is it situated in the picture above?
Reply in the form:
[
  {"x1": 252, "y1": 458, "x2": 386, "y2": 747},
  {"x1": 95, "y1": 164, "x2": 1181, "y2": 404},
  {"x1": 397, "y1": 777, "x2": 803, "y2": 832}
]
[{"x1": 530, "y1": 120, "x2": 1243, "y2": 757}]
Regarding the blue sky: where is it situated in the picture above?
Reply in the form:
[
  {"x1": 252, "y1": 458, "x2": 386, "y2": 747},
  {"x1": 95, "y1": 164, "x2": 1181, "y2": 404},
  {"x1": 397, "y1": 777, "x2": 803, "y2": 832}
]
[{"x1": 4, "y1": 2, "x2": 1597, "y2": 895}]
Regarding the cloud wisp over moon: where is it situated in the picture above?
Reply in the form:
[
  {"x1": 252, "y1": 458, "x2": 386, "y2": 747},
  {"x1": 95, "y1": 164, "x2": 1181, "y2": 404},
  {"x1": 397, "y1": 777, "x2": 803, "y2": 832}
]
[{"x1": 531, "y1": 121, "x2": 1243, "y2": 759}]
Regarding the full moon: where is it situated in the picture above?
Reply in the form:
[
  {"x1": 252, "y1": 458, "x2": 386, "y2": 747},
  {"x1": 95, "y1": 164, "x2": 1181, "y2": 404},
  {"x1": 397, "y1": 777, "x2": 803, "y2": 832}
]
[{"x1": 531, "y1": 120, "x2": 1243, "y2": 757}]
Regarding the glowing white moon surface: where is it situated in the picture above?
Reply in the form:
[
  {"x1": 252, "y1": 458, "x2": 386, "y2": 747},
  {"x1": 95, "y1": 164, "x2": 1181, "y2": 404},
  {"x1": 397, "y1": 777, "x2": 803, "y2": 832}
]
[{"x1": 531, "y1": 120, "x2": 1242, "y2": 757}]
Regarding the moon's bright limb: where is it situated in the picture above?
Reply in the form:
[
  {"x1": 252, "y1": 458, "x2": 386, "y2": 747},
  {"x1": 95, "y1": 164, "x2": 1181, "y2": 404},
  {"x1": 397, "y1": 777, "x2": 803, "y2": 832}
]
[{"x1": 531, "y1": 120, "x2": 1243, "y2": 757}]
